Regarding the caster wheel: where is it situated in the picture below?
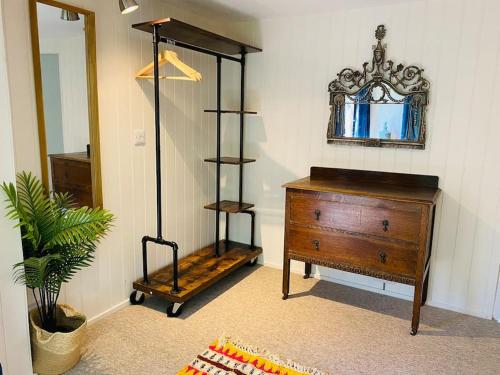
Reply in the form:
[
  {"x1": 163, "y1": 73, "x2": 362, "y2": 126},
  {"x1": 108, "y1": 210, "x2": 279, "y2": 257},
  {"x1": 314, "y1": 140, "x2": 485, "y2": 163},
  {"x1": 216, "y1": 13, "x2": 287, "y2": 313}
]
[
  {"x1": 410, "y1": 329, "x2": 417, "y2": 336},
  {"x1": 166, "y1": 303, "x2": 183, "y2": 317},
  {"x1": 246, "y1": 257, "x2": 258, "y2": 267},
  {"x1": 129, "y1": 290, "x2": 145, "y2": 305},
  {"x1": 282, "y1": 294, "x2": 288, "y2": 300}
]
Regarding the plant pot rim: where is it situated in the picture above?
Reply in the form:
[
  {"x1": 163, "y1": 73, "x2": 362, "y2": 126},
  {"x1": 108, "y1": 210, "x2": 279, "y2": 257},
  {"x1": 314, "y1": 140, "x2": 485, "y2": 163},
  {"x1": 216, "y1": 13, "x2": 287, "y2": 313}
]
[{"x1": 30, "y1": 304, "x2": 87, "y2": 336}]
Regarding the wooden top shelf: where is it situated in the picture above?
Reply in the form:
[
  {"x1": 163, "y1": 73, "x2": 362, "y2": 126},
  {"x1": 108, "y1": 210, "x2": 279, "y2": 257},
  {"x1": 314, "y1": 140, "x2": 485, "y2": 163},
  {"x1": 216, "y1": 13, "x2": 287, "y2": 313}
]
[
  {"x1": 204, "y1": 200, "x2": 254, "y2": 213},
  {"x1": 132, "y1": 18, "x2": 262, "y2": 56},
  {"x1": 283, "y1": 167, "x2": 441, "y2": 204},
  {"x1": 48, "y1": 152, "x2": 90, "y2": 163},
  {"x1": 204, "y1": 110, "x2": 258, "y2": 115},
  {"x1": 204, "y1": 157, "x2": 256, "y2": 165}
]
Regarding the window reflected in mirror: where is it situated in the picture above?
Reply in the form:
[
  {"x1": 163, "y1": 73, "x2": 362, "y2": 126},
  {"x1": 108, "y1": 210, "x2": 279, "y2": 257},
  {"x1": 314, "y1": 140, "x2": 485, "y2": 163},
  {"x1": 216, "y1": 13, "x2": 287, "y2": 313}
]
[
  {"x1": 38, "y1": 3, "x2": 89, "y2": 154},
  {"x1": 335, "y1": 86, "x2": 421, "y2": 142}
]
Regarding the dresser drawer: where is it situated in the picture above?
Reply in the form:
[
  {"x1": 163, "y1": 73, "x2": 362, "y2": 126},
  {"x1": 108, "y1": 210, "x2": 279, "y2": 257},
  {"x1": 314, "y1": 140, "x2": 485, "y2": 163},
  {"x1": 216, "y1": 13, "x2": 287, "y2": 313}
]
[
  {"x1": 287, "y1": 226, "x2": 418, "y2": 278},
  {"x1": 360, "y1": 205, "x2": 421, "y2": 242},
  {"x1": 51, "y1": 158, "x2": 92, "y2": 190},
  {"x1": 290, "y1": 194, "x2": 361, "y2": 229},
  {"x1": 289, "y1": 192, "x2": 421, "y2": 243}
]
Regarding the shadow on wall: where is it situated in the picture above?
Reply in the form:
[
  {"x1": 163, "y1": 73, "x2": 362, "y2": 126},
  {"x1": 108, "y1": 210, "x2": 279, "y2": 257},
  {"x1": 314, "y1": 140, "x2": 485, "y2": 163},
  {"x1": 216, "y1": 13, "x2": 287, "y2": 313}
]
[
  {"x1": 134, "y1": 66, "x2": 216, "y2": 278},
  {"x1": 140, "y1": 76, "x2": 213, "y2": 194},
  {"x1": 138, "y1": 61, "x2": 298, "y2": 257},
  {"x1": 214, "y1": 112, "x2": 299, "y2": 254}
]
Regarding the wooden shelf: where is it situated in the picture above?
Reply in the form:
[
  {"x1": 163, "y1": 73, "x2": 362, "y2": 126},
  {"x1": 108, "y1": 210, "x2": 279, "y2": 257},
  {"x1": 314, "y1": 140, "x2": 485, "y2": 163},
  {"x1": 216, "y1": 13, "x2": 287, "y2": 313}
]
[
  {"x1": 204, "y1": 110, "x2": 258, "y2": 115},
  {"x1": 204, "y1": 200, "x2": 254, "y2": 213},
  {"x1": 133, "y1": 240, "x2": 262, "y2": 303},
  {"x1": 204, "y1": 157, "x2": 256, "y2": 165},
  {"x1": 132, "y1": 18, "x2": 262, "y2": 56}
]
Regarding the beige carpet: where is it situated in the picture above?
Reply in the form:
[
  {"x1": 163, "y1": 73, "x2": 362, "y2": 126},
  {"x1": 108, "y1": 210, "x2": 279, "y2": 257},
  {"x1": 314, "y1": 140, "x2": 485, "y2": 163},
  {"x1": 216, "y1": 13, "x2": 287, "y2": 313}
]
[{"x1": 69, "y1": 266, "x2": 500, "y2": 375}]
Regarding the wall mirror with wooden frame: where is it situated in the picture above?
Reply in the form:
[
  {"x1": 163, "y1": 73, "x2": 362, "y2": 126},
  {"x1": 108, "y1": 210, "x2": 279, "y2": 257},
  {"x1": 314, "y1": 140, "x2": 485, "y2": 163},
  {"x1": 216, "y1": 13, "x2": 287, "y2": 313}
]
[
  {"x1": 29, "y1": 0, "x2": 102, "y2": 207},
  {"x1": 326, "y1": 25, "x2": 430, "y2": 149}
]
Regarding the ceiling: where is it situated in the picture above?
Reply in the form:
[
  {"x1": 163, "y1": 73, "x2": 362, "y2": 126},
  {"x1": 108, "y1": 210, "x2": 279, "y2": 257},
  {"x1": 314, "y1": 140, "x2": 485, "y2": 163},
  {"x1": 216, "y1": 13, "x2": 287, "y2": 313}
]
[
  {"x1": 171, "y1": 0, "x2": 416, "y2": 21},
  {"x1": 37, "y1": 2, "x2": 84, "y2": 39}
]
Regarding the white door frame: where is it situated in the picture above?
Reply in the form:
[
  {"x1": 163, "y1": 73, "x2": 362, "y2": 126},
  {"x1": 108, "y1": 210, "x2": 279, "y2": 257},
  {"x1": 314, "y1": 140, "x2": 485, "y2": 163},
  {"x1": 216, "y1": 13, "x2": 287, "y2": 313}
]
[{"x1": 0, "y1": 0, "x2": 33, "y2": 373}]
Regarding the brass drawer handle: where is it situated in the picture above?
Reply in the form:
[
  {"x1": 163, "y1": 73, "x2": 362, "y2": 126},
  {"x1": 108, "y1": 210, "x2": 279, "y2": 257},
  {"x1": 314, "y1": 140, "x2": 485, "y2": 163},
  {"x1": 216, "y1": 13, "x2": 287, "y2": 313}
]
[
  {"x1": 382, "y1": 219, "x2": 389, "y2": 231},
  {"x1": 312, "y1": 240, "x2": 320, "y2": 251},
  {"x1": 314, "y1": 209, "x2": 321, "y2": 221},
  {"x1": 379, "y1": 251, "x2": 387, "y2": 264}
]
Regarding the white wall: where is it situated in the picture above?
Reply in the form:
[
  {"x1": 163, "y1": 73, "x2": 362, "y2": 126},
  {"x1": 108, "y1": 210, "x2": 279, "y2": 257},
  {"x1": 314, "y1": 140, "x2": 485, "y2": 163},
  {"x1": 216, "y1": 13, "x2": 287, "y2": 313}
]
[
  {"x1": 2, "y1": 0, "x2": 243, "y2": 322},
  {"x1": 0, "y1": 0, "x2": 33, "y2": 373},
  {"x1": 225, "y1": 0, "x2": 500, "y2": 319}
]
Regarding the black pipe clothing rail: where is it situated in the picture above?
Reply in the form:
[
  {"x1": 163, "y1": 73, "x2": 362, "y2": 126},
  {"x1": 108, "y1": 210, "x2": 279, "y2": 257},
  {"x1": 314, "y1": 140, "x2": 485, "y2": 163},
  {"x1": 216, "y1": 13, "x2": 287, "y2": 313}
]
[{"x1": 132, "y1": 18, "x2": 260, "y2": 297}]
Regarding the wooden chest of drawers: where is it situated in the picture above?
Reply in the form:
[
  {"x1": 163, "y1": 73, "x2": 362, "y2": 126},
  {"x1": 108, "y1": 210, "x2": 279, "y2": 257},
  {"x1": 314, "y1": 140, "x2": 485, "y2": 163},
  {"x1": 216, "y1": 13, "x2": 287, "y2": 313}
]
[
  {"x1": 49, "y1": 152, "x2": 93, "y2": 208},
  {"x1": 282, "y1": 167, "x2": 440, "y2": 335}
]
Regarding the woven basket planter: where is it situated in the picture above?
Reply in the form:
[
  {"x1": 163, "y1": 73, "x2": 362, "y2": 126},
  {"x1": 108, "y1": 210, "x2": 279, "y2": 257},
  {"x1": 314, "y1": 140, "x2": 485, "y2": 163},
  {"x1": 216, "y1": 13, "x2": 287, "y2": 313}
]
[{"x1": 29, "y1": 305, "x2": 87, "y2": 375}]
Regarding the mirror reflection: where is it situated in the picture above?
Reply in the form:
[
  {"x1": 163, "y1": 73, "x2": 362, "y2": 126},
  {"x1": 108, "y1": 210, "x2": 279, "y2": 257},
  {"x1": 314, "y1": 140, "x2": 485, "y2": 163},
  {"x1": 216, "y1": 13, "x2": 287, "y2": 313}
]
[
  {"x1": 327, "y1": 25, "x2": 429, "y2": 149},
  {"x1": 335, "y1": 85, "x2": 420, "y2": 142},
  {"x1": 34, "y1": 2, "x2": 96, "y2": 207}
]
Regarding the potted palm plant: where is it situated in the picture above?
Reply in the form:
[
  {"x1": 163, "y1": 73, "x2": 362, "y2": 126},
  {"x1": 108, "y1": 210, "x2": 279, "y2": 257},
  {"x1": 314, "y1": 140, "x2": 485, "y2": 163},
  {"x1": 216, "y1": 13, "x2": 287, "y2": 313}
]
[{"x1": 1, "y1": 172, "x2": 113, "y2": 375}]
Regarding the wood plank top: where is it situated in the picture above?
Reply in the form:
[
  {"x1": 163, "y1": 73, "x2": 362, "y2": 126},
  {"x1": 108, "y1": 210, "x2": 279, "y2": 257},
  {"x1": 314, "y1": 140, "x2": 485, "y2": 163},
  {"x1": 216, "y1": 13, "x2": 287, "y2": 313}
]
[
  {"x1": 204, "y1": 200, "x2": 254, "y2": 213},
  {"x1": 283, "y1": 167, "x2": 440, "y2": 204},
  {"x1": 132, "y1": 18, "x2": 261, "y2": 55},
  {"x1": 48, "y1": 152, "x2": 90, "y2": 163},
  {"x1": 133, "y1": 240, "x2": 262, "y2": 303},
  {"x1": 204, "y1": 157, "x2": 256, "y2": 165}
]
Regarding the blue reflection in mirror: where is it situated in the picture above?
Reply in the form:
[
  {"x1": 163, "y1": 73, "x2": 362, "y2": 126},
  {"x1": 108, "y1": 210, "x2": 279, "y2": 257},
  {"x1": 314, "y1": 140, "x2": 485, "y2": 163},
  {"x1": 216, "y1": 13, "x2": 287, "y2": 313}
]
[{"x1": 335, "y1": 92, "x2": 420, "y2": 142}]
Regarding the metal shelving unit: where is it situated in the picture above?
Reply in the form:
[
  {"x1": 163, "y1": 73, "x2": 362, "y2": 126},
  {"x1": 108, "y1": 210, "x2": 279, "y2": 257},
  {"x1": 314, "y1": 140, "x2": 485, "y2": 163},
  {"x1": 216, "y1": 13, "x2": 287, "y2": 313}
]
[{"x1": 129, "y1": 18, "x2": 262, "y2": 317}]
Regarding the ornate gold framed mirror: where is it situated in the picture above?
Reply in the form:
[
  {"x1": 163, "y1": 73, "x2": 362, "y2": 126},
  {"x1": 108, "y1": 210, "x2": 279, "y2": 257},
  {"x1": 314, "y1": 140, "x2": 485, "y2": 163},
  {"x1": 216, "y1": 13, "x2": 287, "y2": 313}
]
[
  {"x1": 327, "y1": 25, "x2": 430, "y2": 149},
  {"x1": 29, "y1": 0, "x2": 102, "y2": 207}
]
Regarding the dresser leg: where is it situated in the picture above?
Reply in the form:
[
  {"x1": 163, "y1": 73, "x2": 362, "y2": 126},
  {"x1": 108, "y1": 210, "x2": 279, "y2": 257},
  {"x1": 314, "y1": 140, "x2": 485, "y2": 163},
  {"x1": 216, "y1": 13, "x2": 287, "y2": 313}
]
[
  {"x1": 411, "y1": 281, "x2": 424, "y2": 335},
  {"x1": 304, "y1": 262, "x2": 312, "y2": 279},
  {"x1": 282, "y1": 257, "x2": 290, "y2": 300}
]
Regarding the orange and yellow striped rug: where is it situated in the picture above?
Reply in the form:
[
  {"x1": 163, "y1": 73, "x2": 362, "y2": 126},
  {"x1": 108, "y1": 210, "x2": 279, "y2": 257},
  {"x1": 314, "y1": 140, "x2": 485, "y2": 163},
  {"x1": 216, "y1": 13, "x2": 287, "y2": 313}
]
[{"x1": 178, "y1": 336, "x2": 327, "y2": 375}]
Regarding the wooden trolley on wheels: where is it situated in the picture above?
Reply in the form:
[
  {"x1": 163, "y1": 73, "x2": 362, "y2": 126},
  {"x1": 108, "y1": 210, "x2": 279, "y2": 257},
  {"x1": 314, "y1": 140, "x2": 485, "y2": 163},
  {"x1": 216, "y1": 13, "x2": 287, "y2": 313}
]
[{"x1": 129, "y1": 19, "x2": 262, "y2": 317}]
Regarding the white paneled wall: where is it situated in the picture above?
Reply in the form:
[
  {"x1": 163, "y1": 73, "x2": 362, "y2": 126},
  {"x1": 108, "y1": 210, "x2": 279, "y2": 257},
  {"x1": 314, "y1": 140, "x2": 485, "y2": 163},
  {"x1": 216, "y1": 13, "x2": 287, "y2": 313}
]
[
  {"x1": 2, "y1": 0, "x2": 242, "y2": 321},
  {"x1": 0, "y1": 0, "x2": 33, "y2": 373},
  {"x1": 3, "y1": 0, "x2": 500, "y2": 328},
  {"x1": 225, "y1": 0, "x2": 500, "y2": 319}
]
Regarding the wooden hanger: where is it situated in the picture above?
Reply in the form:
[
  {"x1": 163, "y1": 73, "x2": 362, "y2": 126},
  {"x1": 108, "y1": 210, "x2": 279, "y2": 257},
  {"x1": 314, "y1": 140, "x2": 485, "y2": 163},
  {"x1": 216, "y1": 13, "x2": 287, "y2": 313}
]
[{"x1": 136, "y1": 50, "x2": 202, "y2": 81}]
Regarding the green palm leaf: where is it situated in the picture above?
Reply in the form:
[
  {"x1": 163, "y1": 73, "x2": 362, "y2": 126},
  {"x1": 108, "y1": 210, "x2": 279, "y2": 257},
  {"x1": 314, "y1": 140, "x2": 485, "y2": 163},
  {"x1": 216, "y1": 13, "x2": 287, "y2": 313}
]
[
  {"x1": 1, "y1": 172, "x2": 56, "y2": 251},
  {"x1": 13, "y1": 254, "x2": 62, "y2": 289},
  {"x1": 1, "y1": 171, "x2": 114, "y2": 331},
  {"x1": 52, "y1": 192, "x2": 76, "y2": 211},
  {"x1": 47, "y1": 207, "x2": 113, "y2": 249}
]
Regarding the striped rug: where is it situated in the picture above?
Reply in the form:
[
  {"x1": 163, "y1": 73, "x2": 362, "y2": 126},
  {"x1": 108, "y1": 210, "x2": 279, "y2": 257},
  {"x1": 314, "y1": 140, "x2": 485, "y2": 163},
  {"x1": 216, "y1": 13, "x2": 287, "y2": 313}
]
[{"x1": 178, "y1": 336, "x2": 327, "y2": 375}]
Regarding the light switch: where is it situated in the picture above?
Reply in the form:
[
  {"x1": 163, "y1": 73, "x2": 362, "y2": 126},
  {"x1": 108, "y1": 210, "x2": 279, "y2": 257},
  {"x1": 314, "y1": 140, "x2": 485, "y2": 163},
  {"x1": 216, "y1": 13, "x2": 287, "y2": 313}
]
[{"x1": 134, "y1": 129, "x2": 145, "y2": 146}]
